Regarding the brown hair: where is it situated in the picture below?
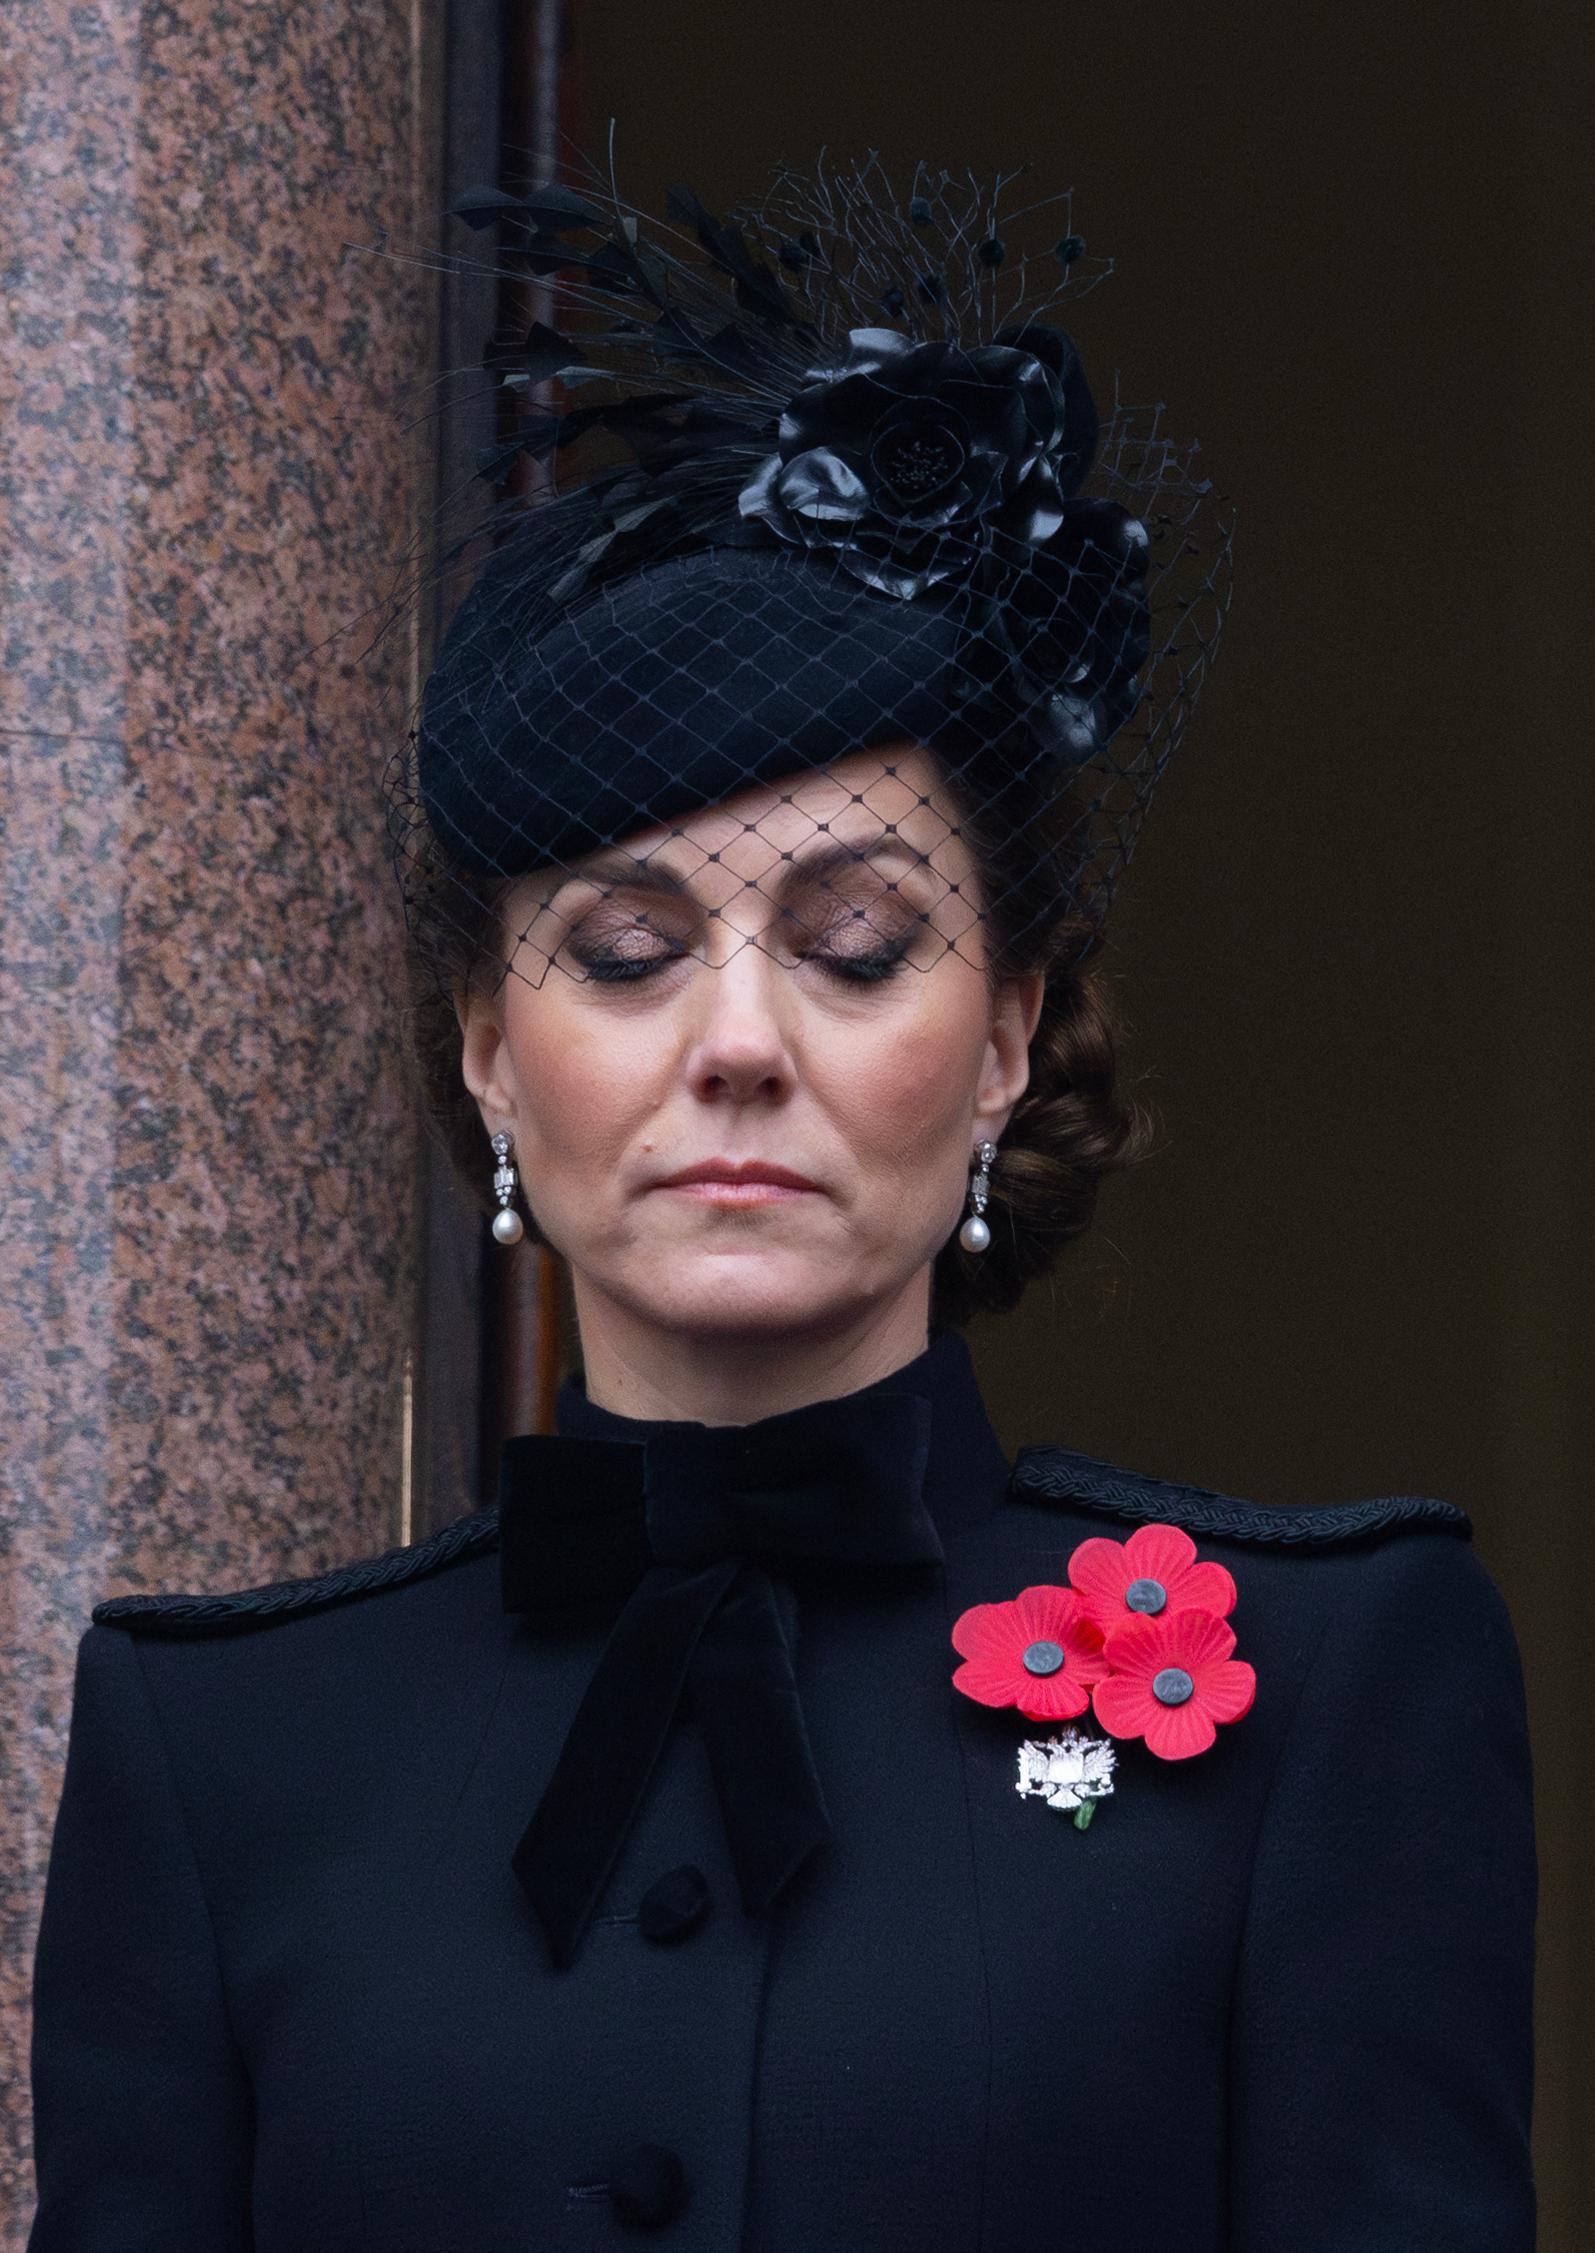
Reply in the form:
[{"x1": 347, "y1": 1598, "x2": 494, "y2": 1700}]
[{"x1": 397, "y1": 740, "x2": 1152, "y2": 1326}]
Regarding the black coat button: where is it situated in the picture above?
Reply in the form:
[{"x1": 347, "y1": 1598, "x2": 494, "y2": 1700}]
[
  {"x1": 610, "y1": 2140, "x2": 688, "y2": 2228},
  {"x1": 637, "y1": 1864, "x2": 712, "y2": 1945}
]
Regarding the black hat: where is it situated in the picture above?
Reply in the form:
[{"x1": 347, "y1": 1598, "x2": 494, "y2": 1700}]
[{"x1": 388, "y1": 151, "x2": 1233, "y2": 990}]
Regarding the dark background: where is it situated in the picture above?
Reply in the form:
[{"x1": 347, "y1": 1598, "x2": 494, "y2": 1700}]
[{"x1": 431, "y1": 0, "x2": 1592, "y2": 2230}]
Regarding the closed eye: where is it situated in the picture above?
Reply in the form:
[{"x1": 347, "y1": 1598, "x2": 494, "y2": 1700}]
[{"x1": 562, "y1": 901, "x2": 692, "y2": 983}]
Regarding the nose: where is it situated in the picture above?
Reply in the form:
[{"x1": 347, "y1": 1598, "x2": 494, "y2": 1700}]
[{"x1": 681, "y1": 935, "x2": 796, "y2": 1108}]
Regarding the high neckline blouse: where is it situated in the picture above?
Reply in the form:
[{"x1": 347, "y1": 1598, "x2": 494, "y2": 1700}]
[{"x1": 552, "y1": 1325, "x2": 1012, "y2": 1547}]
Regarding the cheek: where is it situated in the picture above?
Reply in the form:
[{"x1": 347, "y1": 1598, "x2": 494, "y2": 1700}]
[
  {"x1": 815, "y1": 985, "x2": 990, "y2": 1176},
  {"x1": 499, "y1": 988, "x2": 671, "y2": 1189}
]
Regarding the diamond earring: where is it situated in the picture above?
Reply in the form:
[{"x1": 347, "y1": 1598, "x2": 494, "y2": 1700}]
[
  {"x1": 490, "y1": 1129, "x2": 525, "y2": 1245},
  {"x1": 959, "y1": 1140, "x2": 997, "y2": 1254}
]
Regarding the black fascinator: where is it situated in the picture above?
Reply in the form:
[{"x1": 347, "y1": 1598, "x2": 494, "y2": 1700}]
[{"x1": 386, "y1": 149, "x2": 1234, "y2": 994}]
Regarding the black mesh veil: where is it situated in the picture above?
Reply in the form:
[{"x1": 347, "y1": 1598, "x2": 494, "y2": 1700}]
[{"x1": 383, "y1": 148, "x2": 1235, "y2": 1006}]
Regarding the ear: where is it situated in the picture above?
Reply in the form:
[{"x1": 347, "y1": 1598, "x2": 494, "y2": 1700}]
[
  {"x1": 454, "y1": 982, "x2": 519, "y2": 1135},
  {"x1": 974, "y1": 970, "x2": 1046, "y2": 1141}
]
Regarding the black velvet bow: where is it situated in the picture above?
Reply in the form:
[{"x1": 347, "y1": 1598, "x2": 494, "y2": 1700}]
[{"x1": 498, "y1": 1389, "x2": 941, "y2": 1969}]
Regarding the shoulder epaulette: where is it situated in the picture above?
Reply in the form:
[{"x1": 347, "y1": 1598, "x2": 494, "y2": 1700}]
[
  {"x1": 90, "y1": 1508, "x2": 502, "y2": 1636},
  {"x1": 1009, "y1": 1446, "x2": 1471, "y2": 1549}
]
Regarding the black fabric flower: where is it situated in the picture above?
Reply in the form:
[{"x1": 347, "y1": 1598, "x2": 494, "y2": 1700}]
[
  {"x1": 736, "y1": 326, "x2": 1095, "y2": 599},
  {"x1": 997, "y1": 497, "x2": 1154, "y2": 760}
]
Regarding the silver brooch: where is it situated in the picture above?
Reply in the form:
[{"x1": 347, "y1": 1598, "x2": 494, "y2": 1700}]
[{"x1": 1016, "y1": 1727, "x2": 1117, "y2": 1830}]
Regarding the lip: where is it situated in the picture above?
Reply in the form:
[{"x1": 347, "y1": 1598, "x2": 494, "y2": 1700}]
[{"x1": 651, "y1": 1159, "x2": 825, "y2": 1202}]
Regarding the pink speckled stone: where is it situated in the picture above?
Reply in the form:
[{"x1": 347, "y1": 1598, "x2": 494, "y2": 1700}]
[{"x1": 0, "y1": 0, "x2": 435, "y2": 2232}]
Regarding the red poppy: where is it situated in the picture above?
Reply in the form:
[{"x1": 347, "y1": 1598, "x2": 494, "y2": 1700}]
[
  {"x1": 950, "y1": 1584, "x2": 1109, "y2": 1723},
  {"x1": 1066, "y1": 1520, "x2": 1237, "y2": 1637},
  {"x1": 1091, "y1": 1609, "x2": 1256, "y2": 1760}
]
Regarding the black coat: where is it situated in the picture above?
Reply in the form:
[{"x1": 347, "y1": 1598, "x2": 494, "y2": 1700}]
[{"x1": 27, "y1": 1330, "x2": 1537, "y2": 2250}]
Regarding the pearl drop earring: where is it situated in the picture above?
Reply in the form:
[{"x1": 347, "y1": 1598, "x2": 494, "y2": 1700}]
[
  {"x1": 489, "y1": 1129, "x2": 525, "y2": 1245},
  {"x1": 959, "y1": 1141, "x2": 997, "y2": 1254}
]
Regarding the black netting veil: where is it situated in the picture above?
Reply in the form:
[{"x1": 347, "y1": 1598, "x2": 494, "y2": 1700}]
[{"x1": 382, "y1": 146, "x2": 1235, "y2": 1002}]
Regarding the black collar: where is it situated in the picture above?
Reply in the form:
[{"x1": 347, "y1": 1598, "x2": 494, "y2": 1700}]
[{"x1": 547, "y1": 1325, "x2": 1009, "y2": 1547}]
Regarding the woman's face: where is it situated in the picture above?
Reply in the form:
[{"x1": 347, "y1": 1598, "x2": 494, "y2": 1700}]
[{"x1": 457, "y1": 744, "x2": 1042, "y2": 1353}]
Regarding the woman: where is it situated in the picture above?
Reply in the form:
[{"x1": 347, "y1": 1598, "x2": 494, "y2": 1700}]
[{"x1": 28, "y1": 154, "x2": 1536, "y2": 2249}]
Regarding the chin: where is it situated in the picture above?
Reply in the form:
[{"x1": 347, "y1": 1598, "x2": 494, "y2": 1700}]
[{"x1": 615, "y1": 1250, "x2": 890, "y2": 1345}]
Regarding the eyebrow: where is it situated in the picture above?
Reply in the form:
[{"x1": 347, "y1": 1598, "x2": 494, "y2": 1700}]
[{"x1": 547, "y1": 835, "x2": 929, "y2": 911}]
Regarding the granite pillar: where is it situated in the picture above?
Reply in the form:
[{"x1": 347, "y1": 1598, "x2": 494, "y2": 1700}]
[{"x1": 0, "y1": 0, "x2": 439, "y2": 2231}]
